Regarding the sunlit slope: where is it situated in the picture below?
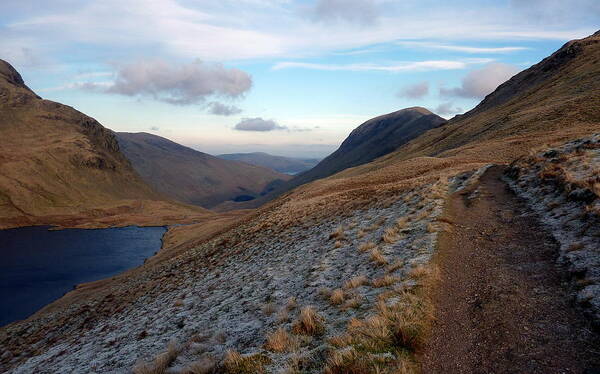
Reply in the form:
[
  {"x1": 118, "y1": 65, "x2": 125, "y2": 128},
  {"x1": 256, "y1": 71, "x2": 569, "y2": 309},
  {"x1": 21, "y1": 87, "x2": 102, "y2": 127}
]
[{"x1": 0, "y1": 59, "x2": 211, "y2": 228}]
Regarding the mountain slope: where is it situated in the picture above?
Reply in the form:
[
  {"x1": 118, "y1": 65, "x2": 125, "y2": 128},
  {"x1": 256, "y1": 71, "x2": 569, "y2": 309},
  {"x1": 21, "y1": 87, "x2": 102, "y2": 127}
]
[
  {"x1": 3, "y1": 32, "x2": 600, "y2": 374},
  {"x1": 214, "y1": 107, "x2": 446, "y2": 210},
  {"x1": 217, "y1": 152, "x2": 320, "y2": 174},
  {"x1": 291, "y1": 107, "x2": 446, "y2": 187},
  {"x1": 0, "y1": 59, "x2": 211, "y2": 229},
  {"x1": 117, "y1": 132, "x2": 291, "y2": 208},
  {"x1": 366, "y1": 31, "x2": 600, "y2": 168}
]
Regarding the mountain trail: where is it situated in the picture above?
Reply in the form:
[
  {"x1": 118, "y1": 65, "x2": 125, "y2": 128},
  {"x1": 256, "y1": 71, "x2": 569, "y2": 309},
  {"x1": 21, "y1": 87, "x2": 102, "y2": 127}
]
[{"x1": 423, "y1": 166, "x2": 600, "y2": 373}]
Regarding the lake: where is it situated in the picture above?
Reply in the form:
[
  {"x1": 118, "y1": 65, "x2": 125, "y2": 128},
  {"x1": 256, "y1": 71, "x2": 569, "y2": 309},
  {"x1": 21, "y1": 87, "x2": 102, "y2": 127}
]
[{"x1": 0, "y1": 225, "x2": 166, "y2": 327}]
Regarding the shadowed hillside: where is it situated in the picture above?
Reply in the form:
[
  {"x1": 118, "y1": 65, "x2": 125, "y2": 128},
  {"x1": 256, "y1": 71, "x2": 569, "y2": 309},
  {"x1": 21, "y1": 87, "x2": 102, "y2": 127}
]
[
  {"x1": 215, "y1": 106, "x2": 445, "y2": 211},
  {"x1": 0, "y1": 59, "x2": 212, "y2": 229},
  {"x1": 286, "y1": 107, "x2": 446, "y2": 189},
  {"x1": 117, "y1": 133, "x2": 291, "y2": 208}
]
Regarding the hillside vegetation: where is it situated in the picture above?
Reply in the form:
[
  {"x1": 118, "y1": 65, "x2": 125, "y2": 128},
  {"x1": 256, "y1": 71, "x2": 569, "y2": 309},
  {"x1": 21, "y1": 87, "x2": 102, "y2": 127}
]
[
  {"x1": 1, "y1": 32, "x2": 599, "y2": 373},
  {"x1": 117, "y1": 132, "x2": 291, "y2": 208},
  {"x1": 0, "y1": 60, "x2": 213, "y2": 229}
]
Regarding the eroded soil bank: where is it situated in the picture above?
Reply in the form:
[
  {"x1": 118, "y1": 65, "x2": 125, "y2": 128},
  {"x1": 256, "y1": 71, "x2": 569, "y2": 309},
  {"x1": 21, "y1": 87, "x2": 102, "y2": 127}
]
[{"x1": 423, "y1": 166, "x2": 600, "y2": 374}]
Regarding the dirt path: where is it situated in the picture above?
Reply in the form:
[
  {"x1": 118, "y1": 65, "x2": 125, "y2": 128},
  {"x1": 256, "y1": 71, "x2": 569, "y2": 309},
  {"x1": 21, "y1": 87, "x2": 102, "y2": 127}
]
[{"x1": 422, "y1": 166, "x2": 600, "y2": 374}]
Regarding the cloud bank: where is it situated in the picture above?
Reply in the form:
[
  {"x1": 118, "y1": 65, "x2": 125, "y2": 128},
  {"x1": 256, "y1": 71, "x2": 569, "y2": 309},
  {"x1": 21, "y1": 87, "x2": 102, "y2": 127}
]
[
  {"x1": 434, "y1": 102, "x2": 463, "y2": 116},
  {"x1": 273, "y1": 59, "x2": 492, "y2": 72},
  {"x1": 398, "y1": 81, "x2": 429, "y2": 99},
  {"x1": 93, "y1": 60, "x2": 252, "y2": 105},
  {"x1": 440, "y1": 63, "x2": 519, "y2": 99},
  {"x1": 234, "y1": 118, "x2": 287, "y2": 132},
  {"x1": 207, "y1": 102, "x2": 242, "y2": 116}
]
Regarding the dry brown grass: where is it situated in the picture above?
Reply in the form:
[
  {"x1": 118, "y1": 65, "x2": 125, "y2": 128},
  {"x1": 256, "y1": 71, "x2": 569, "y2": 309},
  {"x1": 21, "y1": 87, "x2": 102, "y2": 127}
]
[
  {"x1": 386, "y1": 260, "x2": 405, "y2": 273},
  {"x1": 318, "y1": 287, "x2": 333, "y2": 298},
  {"x1": 329, "y1": 225, "x2": 346, "y2": 240},
  {"x1": 358, "y1": 241, "x2": 376, "y2": 252},
  {"x1": 223, "y1": 350, "x2": 271, "y2": 374},
  {"x1": 334, "y1": 240, "x2": 343, "y2": 248},
  {"x1": 330, "y1": 288, "x2": 345, "y2": 305},
  {"x1": 356, "y1": 229, "x2": 366, "y2": 239},
  {"x1": 371, "y1": 275, "x2": 398, "y2": 288},
  {"x1": 133, "y1": 341, "x2": 180, "y2": 374},
  {"x1": 396, "y1": 217, "x2": 409, "y2": 229},
  {"x1": 426, "y1": 222, "x2": 437, "y2": 233},
  {"x1": 342, "y1": 295, "x2": 364, "y2": 310},
  {"x1": 292, "y1": 306, "x2": 325, "y2": 336},
  {"x1": 382, "y1": 227, "x2": 400, "y2": 243},
  {"x1": 369, "y1": 248, "x2": 388, "y2": 266},
  {"x1": 344, "y1": 275, "x2": 368, "y2": 289},
  {"x1": 265, "y1": 327, "x2": 296, "y2": 352},
  {"x1": 180, "y1": 356, "x2": 217, "y2": 374},
  {"x1": 408, "y1": 264, "x2": 438, "y2": 281},
  {"x1": 322, "y1": 263, "x2": 441, "y2": 374}
]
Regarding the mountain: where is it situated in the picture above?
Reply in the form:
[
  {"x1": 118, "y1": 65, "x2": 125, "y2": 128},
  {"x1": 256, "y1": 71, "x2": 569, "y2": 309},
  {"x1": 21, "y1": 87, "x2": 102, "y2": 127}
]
[
  {"x1": 290, "y1": 107, "x2": 445, "y2": 186},
  {"x1": 214, "y1": 106, "x2": 446, "y2": 210},
  {"x1": 0, "y1": 59, "x2": 211, "y2": 229},
  {"x1": 3, "y1": 32, "x2": 600, "y2": 374},
  {"x1": 371, "y1": 31, "x2": 600, "y2": 166},
  {"x1": 116, "y1": 132, "x2": 291, "y2": 208},
  {"x1": 217, "y1": 152, "x2": 320, "y2": 175}
]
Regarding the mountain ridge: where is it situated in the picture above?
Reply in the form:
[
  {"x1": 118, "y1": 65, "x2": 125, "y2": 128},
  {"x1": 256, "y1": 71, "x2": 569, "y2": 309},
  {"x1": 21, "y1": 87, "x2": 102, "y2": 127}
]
[
  {"x1": 0, "y1": 59, "x2": 212, "y2": 229},
  {"x1": 116, "y1": 132, "x2": 291, "y2": 208}
]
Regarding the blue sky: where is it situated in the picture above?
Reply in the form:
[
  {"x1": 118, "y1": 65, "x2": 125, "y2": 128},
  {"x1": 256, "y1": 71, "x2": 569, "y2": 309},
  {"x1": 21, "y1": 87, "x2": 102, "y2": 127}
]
[{"x1": 1, "y1": 0, "x2": 598, "y2": 157}]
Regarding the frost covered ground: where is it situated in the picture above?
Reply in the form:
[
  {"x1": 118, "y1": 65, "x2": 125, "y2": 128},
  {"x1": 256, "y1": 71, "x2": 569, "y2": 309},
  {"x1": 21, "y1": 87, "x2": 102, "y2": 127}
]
[
  {"x1": 505, "y1": 134, "x2": 600, "y2": 324},
  {"x1": 4, "y1": 176, "x2": 461, "y2": 373}
]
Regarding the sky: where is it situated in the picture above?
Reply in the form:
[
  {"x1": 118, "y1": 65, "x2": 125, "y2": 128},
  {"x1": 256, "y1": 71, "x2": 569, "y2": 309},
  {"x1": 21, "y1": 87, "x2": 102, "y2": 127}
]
[{"x1": 1, "y1": 0, "x2": 598, "y2": 158}]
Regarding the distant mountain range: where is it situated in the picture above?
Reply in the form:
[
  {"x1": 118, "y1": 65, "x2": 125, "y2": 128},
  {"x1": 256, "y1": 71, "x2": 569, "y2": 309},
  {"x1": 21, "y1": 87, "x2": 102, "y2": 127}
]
[
  {"x1": 217, "y1": 152, "x2": 320, "y2": 175},
  {"x1": 117, "y1": 133, "x2": 291, "y2": 208}
]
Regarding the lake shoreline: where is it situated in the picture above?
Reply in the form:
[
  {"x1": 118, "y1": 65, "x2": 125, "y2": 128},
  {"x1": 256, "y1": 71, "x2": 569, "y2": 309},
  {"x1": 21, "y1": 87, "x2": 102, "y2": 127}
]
[{"x1": 0, "y1": 225, "x2": 168, "y2": 327}]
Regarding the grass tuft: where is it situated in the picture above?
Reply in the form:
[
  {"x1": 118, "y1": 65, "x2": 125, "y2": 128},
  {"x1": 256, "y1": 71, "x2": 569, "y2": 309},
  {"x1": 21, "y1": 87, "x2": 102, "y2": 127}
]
[{"x1": 292, "y1": 306, "x2": 325, "y2": 336}]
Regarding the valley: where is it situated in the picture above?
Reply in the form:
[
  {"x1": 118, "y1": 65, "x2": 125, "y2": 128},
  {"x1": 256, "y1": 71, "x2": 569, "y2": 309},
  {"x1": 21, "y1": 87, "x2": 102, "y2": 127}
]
[{"x1": 0, "y1": 13, "x2": 599, "y2": 374}]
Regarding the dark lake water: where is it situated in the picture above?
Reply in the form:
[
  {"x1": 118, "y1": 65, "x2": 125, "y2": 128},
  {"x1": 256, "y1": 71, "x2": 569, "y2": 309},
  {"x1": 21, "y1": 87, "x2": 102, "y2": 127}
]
[{"x1": 0, "y1": 225, "x2": 166, "y2": 327}]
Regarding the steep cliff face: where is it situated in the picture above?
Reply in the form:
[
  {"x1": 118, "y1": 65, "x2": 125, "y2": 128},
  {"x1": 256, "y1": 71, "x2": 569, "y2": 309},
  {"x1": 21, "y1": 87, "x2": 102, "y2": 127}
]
[{"x1": 0, "y1": 59, "x2": 210, "y2": 228}]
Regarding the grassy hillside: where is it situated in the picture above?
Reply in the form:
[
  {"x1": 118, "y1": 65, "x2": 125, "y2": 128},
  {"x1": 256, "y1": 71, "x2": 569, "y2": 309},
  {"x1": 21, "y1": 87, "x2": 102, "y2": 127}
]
[
  {"x1": 2, "y1": 32, "x2": 599, "y2": 374},
  {"x1": 0, "y1": 59, "x2": 212, "y2": 228},
  {"x1": 117, "y1": 132, "x2": 291, "y2": 208}
]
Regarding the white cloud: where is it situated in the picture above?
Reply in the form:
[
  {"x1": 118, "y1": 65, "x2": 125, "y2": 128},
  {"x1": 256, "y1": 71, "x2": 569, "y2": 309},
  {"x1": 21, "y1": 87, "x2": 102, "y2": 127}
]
[
  {"x1": 79, "y1": 59, "x2": 252, "y2": 105},
  {"x1": 273, "y1": 59, "x2": 492, "y2": 72},
  {"x1": 310, "y1": 0, "x2": 380, "y2": 25},
  {"x1": 398, "y1": 81, "x2": 429, "y2": 99},
  {"x1": 207, "y1": 102, "x2": 243, "y2": 116},
  {"x1": 2, "y1": 0, "x2": 596, "y2": 64},
  {"x1": 434, "y1": 102, "x2": 463, "y2": 117},
  {"x1": 440, "y1": 62, "x2": 520, "y2": 99},
  {"x1": 509, "y1": 0, "x2": 600, "y2": 25},
  {"x1": 234, "y1": 118, "x2": 287, "y2": 132},
  {"x1": 397, "y1": 41, "x2": 528, "y2": 54}
]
